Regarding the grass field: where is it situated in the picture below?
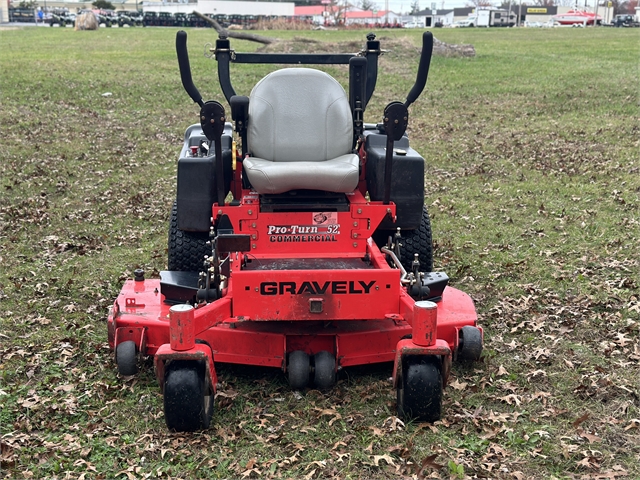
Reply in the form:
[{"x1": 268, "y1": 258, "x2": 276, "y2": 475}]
[{"x1": 0, "y1": 25, "x2": 638, "y2": 479}]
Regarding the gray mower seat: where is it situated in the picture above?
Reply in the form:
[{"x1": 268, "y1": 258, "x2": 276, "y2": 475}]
[{"x1": 243, "y1": 68, "x2": 360, "y2": 195}]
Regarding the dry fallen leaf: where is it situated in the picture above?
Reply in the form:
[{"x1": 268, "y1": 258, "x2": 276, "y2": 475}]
[
  {"x1": 578, "y1": 429, "x2": 601, "y2": 444},
  {"x1": 371, "y1": 454, "x2": 395, "y2": 466},
  {"x1": 623, "y1": 419, "x2": 639, "y2": 431},
  {"x1": 573, "y1": 413, "x2": 590, "y2": 428},
  {"x1": 420, "y1": 454, "x2": 444, "y2": 470},
  {"x1": 449, "y1": 378, "x2": 468, "y2": 390}
]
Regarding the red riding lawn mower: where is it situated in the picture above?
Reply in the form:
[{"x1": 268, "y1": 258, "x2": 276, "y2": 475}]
[{"x1": 107, "y1": 30, "x2": 483, "y2": 432}]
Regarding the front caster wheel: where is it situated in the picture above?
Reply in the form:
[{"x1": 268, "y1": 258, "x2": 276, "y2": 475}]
[
  {"x1": 397, "y1": 356, "x2": 442, "y2": 422},
  {"x1": 456, "y1": 325, "x2": 483, "y2": 362},
  {"x1": 313, "y1": 351, "x2": 336, "y2": 390},
  {"x1": 288, "y1": 351, "x2": 310, "y2": 390},
  {"x1": 115, "y1": 340, "x2": 138, "y2": 376},
  {"x1": 164, "y1": 360, "x2": 213, "y2": 432}
]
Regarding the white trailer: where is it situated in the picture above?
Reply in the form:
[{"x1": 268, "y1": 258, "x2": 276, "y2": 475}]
[{"x1": 477, "y1": 9, "x2": 516, "y2": 27}]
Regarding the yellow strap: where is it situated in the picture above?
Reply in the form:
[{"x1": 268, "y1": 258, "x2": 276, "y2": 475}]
[{"x1": 232, "y1": 140, "x2": 237, "y2": 171}]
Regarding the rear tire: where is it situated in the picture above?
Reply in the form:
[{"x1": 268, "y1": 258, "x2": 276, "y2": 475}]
[
  {"x1": 164, "y1": 360, "x2": 213, "y2": 432},
  {"x1": 168, "y1": 201, "x2": 210, "y2": 272},
  {"x1": 373, "y1": 205, "x2": 433, "y2": 272}
]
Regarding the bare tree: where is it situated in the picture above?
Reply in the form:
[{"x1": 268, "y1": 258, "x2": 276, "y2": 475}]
[
  {"x1": 622, "y1": 0, "x2": 639, "y2": 13},
  {"x1": 466, "y1": 0, "x2": 494, "y2": 7},
  {"x1": 361, "y1": 0, "x2": 377, "y2": 11},
  {"x1": 326, "y1": 0, "x2": 349, "y2": 25},
  {"x1": 612, "y1": 0, "x2": 638, "y2": 14},
  {"x1": 410, "y1": 0, "x2": 420, "y2": 14}
]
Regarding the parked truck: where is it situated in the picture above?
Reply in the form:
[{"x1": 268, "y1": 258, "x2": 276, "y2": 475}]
[{"x1": 612, "y1": 14, "x2": 640, "y2": 27}]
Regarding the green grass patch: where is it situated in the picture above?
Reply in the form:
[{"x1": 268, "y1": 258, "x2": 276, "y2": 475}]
[{"x1": 1, "y1": 26, "x2": 638, "y2": 479}]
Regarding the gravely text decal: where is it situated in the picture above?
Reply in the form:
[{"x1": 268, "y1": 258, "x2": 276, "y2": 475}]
[{"x1": 259, "y1": 280, "x2": 376, "y2": 295}]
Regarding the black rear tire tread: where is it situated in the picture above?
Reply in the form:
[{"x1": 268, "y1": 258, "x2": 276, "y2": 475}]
[{"x1": 168, "y1": 201, "x2": 211, "y2": 272}]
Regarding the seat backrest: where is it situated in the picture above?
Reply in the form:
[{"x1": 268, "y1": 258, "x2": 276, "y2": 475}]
[{"x1": 247, "y1": 68, "x2": 353, "y2": 162}]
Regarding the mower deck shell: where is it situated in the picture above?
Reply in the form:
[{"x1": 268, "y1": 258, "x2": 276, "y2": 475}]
[{"x1": 108, "y1": 276, "x2": 477, "y2": 383}]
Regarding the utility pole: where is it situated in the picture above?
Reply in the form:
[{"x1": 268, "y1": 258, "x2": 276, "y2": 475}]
[{"x1": 518, "y1": 0, "x2": 522, "y2": 26}]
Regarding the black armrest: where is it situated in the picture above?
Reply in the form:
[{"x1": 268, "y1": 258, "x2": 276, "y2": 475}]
[{"x1": 230, "y1": 95, "x2": 249, "y2": 131}]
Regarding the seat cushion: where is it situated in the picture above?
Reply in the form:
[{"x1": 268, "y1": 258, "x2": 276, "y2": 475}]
[
  {"x1": 247, "y1": 68, "x2": 353, "y2": 163},
  {"x1": 243, "y1": 154, "x2": 360, "y2": 195}
]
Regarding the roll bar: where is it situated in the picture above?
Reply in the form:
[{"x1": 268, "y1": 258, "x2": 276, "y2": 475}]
[
  {"x1": 211, "y1": 35, "x2": 382, "y2": 111},
  {"x1": 175, "y1": 30, "x2": 434, "y2": 136},
  {"x1": 175, "y1": 30, "x2": 435, "y2": 209}
]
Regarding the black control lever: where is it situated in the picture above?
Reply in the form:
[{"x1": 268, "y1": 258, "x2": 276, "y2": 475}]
[
  {"x1": 200, "y1": 101, "x2": 227, "y2": 207},
  {"x1": 405, "y1": 31, "x2": 433, "y2": 108},
  {"x1": 380, "y1": 32, "x2": 433, "y2": 205},
  {"x1": 176, "y1": 30, "x2": 204, "y2": 108},
  {"x1": 382, "y1": 102, "x2": 409, "y2": 205},
  {"x1": 349, "y1": 56, "x2": 367, "y2": 147}
]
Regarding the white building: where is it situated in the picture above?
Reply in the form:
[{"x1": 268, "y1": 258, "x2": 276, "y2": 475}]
[
  {"x1": 411, "y1": 8, "x2": 455, "y2": 27},
  {"x1": 145, "y1": 0, "x2": 294, "y2": 16}
]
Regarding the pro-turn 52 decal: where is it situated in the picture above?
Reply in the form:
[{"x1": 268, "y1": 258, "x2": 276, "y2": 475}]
[{"x1": 267, "y1": 212, "x2": 340, "y2": 242}]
